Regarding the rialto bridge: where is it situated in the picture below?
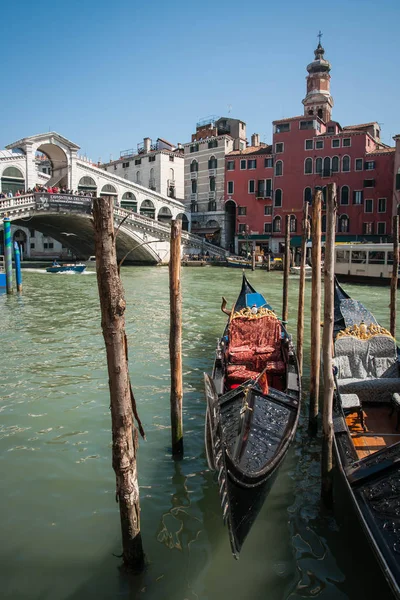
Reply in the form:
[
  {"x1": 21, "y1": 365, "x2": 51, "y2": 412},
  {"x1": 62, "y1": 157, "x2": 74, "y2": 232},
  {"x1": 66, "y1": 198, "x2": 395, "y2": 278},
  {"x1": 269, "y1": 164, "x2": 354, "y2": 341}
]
[{"x1": 0, "y1": 132, "x2": 226, "y2": 263}]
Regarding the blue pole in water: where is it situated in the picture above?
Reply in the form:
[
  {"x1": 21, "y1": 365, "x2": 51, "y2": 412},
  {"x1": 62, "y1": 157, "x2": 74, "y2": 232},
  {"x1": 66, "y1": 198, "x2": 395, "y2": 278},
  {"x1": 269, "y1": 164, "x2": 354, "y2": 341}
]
[
  {"x1": 3, "y1": 217, "x2": 13, "y2": 294},
  {"x1": 14, "y1": 241, "x2": 22, "y2": 292}
]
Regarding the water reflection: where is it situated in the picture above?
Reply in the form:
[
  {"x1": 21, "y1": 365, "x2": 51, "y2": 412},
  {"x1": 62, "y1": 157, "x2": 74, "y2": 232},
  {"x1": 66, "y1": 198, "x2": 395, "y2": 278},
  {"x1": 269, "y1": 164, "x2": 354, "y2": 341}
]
[{"x1": 157, "y1": 461, "x2": 202, "y2": 552}]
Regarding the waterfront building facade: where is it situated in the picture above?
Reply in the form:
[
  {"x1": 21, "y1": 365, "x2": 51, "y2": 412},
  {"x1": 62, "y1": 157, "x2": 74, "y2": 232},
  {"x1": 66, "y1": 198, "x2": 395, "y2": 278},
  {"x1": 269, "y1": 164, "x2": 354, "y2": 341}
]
[
  {"x1": 225, "y1": 42, "x2": 397, "y2": 255},
  {"x1": 184, "y1": 116, "x2": 247, "y2": 248},
  {"x1": 101, "y1": 137, "x2": 184, "y2": 202}
]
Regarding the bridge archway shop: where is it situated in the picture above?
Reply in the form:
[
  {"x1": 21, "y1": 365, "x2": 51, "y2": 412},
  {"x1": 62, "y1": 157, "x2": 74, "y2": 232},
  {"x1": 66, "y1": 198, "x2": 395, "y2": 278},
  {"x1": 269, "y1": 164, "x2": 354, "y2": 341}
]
[
  {"x1": 78, "y1": 176, "x2": 97, "y2": 196},
  {"x1": 1, "y1": 166, "x2": 25, "y2": 195}
]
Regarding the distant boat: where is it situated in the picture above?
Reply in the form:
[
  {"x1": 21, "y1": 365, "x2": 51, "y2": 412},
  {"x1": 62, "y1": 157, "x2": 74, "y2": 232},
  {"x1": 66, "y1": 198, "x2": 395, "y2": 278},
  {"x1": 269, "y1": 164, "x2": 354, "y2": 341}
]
[
  {"x1": 289, "y1": 265, "x2": 312, "y2": 277},
  {"x1": 46, "y1": 263, "x2": 86, "y2": 274},
  {"x1": 226, "y1": 256, "x2": 264, "y2": 269},
  {"x1": 86, "y1": 255, "x2": 96, "y2": 267}
]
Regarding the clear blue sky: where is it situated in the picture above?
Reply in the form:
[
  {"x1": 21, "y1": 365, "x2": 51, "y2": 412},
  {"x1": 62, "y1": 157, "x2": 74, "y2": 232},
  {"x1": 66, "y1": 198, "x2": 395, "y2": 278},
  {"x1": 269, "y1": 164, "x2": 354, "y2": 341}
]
[{"x1": 2, "y1": 0, "x2": 399, "y2": 160}]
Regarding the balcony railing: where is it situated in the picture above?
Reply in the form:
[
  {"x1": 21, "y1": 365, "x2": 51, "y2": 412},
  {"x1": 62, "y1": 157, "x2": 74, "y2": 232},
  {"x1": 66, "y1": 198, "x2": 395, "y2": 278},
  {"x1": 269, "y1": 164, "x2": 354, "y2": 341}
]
[
  {"x1": 190, "y1": 171, "x2": 198, "y2": 179},
  {"x1": 209, "y1": 191, "x2": 216, "y2": 199},
  {"x1": 190, "y1": 193, "x2": 198, "y2": 201},
  {"x1": 208, "y1": 168, "x2": 217, "y2": 177},
  {"x1": 167, "y1": 179, "x2": 175, "y2": 187}
]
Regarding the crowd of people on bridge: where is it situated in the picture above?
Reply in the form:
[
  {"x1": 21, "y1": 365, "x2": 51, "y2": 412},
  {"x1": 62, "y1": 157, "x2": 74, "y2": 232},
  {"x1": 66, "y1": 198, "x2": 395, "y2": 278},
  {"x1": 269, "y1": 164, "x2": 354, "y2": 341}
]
[{"x1": 0, "y1": 185, "x2": 95, "y2": 198}]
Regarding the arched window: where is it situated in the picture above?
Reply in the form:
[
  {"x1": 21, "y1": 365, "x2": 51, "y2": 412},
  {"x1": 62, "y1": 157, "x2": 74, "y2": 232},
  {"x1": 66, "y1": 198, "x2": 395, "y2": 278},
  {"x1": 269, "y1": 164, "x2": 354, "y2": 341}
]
[
  {"x1": 100, "y1": 184, "x2": 118, "y2": 204},
  {"x1": 332, "y1": 156, "x2": 339, "y2": 172},
  {"x1": 169, "y1": 168, "x2": 174, "y2": 181},
  {"x1": 304, "y1": 187, "x2": 312, "y2": 203},
  {"x1": 273, "y1": 216, "x2": 281, "y2": 232},
  {"x1": 78, "y1": 175, "x2": 97, "y2": 195},
  {"x1": 1, "y1": 166, "x2": 25, "y2": 196},
  {"x1": 157, "y1": 206, "x2": 172, "y2": 223},
  {"x1": 341, "y1": 185, "x2": 349, "y2": 205},
  {"x1": 140, "y1": 199, "x2": 155, "y2": 219},
  {"x1": 121, "y1": 192, "x2": 137, "y2": 212},
  {"x1": 323, "y1": 156, "x2": 331, "y2": 175},
  {"x1": 274, "y1": 189, "x2": 282, "y2": 207},
  {"x1": 136, "y1": 171, "x2": 141, "y2": 183},
  {"x1": 315, "y1": 157, "x2": 322, "y2": 174},
  {"x1": 190, "y1": 160, "x2": 198, "y2": 173},
  {"x1": 290, "y1": 215, "x2": 297, "y2": 232},
  {"x1": 100, "y1": 184, "x2": 117, "y2": 195},
  {"x1": 191, "y1": 179, "x2": 197, "y2": 193},
  {"x1": 208, "y1": 155, "x2": 217, "y2": 169},
  {"x1": 209, "y1": 176, "x2": 216, "y2": 192},
  {"x1": 304, "y1": 158, "x2": 313, "y2": 174},
  {"x1": 2, "y1": 166, "x2": 24, "y2": 178},
  {"x1": 338, "y1": 214, "x2": 349, "y2": 233},
  {"x1": 342, "y1": 155, "x2": 350, "y2": 172},
  {"x1": 275, "y1": 160, "x2": 283, "y2": 176},
  {"x1": 176, "y1": 213, "x2": 189, "y2": 231}
]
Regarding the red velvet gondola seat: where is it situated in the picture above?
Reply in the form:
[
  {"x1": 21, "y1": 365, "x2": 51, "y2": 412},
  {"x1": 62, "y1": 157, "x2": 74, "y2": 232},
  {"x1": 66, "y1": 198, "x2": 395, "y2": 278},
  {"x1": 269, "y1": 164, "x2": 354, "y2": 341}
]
[{"x1": 226, "y1": 311, "x2": 285, "y2": 392}]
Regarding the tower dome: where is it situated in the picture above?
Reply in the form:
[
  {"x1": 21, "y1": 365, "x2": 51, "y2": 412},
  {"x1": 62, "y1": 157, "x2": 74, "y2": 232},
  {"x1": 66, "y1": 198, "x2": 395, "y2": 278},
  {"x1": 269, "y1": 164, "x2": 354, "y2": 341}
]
[{"x1": 302, "y1": 36, "x2": 334, "y2": 122}]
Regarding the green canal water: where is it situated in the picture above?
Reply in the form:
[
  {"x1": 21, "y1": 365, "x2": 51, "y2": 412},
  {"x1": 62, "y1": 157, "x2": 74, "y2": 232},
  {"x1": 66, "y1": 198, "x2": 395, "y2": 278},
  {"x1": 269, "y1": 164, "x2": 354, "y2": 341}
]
[{"x1": 0, "y1": 267, "x2": 398, "y2": 600}]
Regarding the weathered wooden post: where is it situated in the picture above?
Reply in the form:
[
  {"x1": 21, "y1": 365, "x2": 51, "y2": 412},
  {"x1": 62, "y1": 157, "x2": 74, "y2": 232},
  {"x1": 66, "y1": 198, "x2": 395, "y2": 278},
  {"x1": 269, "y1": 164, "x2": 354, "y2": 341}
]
[
  {"x1": 282, "y1": 214, "x2": 290, "y2": 324},
  {"x1": 267, "y1": 254, "x2": 271, "y2": 272},
  {"x1": 92, "y1": 196, "x2": 145, "y2": 571},
  {"x1": 390, "y1": 214, "x2": 399, "y2": 337},
  {"x1": 309, "y1": 189, "x2": 323, "y2": 434},
  {"x1": 297, "y1": 201, "x2": 309, "y2": 376},
  {"x1": 251, "y1": 248, "x2": 256, "y2": 271},
  {"x1": 321, "y1": 183, "x2": 337, "y2": 507},
  {"x1": 169, "y1": 220, "x2": 183, "y2": 458}
]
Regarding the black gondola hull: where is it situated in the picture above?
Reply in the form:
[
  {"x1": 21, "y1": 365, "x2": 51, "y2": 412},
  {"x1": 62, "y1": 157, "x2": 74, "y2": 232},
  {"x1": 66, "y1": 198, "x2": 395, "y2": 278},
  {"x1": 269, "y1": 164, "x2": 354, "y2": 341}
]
[
  {"x1": 333, "y1": 278, "x2": 400, "y2": 598},
  {"x1": 204, "y1": 274, "x2": 301, "y2": 557}
]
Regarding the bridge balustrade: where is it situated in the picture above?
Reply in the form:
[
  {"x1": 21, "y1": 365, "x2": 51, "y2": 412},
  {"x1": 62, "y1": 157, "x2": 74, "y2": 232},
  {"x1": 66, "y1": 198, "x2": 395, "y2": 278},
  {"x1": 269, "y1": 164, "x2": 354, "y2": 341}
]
[{"x1": 0, "y1": 193, "x2": 227, "y2": 258}]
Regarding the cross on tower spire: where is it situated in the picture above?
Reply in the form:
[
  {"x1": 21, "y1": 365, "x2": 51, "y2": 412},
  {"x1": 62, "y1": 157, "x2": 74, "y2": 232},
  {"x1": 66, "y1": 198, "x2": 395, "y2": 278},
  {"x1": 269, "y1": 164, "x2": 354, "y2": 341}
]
[{"x1": 318, "y1": 30, "x2": 323, "y2": 45}]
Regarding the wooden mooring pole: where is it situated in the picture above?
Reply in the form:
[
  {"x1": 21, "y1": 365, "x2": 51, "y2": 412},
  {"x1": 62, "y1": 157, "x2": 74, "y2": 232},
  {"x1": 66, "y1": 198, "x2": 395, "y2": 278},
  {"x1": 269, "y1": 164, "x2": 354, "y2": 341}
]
[
  {"x1": 321, "y1": 183, "x2": 337, "y2": 507},
  {"x1": 169, "y1": 220, "x2": 183, "y2": 458},
  {"x1": 282, "y1": 214, "x2": 290, "y2": 324},
  {"x1": 390, "y1": 214, "x2": 399, "y2": 337},
  {"x1": 297, "y1": 201, "x2": 309, "y2": 376},
  {"x1": 309, "y1": 190, "x2": 322, "y2": 434},
  {"x1": 92, "y1": 197, "x2": 145, "y2": 571}
]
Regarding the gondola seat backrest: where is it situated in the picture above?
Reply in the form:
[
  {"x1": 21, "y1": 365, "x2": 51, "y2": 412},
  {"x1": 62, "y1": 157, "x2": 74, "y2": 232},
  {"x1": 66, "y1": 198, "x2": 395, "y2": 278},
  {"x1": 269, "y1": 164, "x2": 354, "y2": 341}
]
[
  {"x1": 367, "y1": 335, "x2": 397, "y2": 378},
  {"x1": 228, "y1": 314, "x2": 283, "y2": 372}
]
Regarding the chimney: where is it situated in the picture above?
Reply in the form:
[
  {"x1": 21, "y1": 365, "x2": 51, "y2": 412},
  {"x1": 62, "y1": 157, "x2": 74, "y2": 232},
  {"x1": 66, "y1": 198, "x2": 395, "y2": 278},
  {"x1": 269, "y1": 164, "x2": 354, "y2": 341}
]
[
  {"x1": 251, "y1": 133, "x2": 260, "y2": 147},
  {"x1": 143, "y1": 137, "x2": 151, "y2": 153}
]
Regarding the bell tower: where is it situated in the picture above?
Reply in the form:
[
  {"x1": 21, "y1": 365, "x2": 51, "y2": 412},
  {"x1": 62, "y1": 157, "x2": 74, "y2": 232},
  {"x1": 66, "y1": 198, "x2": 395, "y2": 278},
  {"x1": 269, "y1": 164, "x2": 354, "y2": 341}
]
[{"x1": 302, "y1": 33, "x2": 334, "y2": 122}]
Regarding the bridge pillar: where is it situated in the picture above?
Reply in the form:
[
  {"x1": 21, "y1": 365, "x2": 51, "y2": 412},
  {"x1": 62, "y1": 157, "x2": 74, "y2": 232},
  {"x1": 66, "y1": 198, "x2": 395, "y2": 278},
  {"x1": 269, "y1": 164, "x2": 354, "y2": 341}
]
[
  {"x1": 70, "y1": 149, "x2": 78, "y2": 191},
  {"x1": 25, "y1": 143, "x2": 37, "y2": 190}
]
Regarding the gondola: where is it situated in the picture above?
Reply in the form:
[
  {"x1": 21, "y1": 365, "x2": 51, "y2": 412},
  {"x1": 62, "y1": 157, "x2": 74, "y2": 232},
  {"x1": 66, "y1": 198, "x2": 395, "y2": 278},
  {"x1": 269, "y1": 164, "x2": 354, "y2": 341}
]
[
  {"x1": 333, "y1": 278, "x2": 400, "y2": 598},
  {"x1": 204, "y1": 274, "x2": 301, "y2": 557}
]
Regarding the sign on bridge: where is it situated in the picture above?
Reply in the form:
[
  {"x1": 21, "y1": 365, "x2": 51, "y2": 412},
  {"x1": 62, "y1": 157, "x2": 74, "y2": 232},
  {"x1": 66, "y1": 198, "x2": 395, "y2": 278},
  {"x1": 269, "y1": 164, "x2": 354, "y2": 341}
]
[{"x1": 35, "y1": 193, "x2": 92, "y2": 213}]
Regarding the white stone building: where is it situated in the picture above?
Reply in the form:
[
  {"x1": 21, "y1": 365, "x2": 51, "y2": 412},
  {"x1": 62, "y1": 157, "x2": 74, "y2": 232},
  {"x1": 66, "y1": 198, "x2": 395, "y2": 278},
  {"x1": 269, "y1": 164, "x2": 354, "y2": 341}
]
[
  {"x1": 183, "y1": 116, "x2": 246, "y2": 248},
  {"x1": 101, "y1": 137, "x2": 184, "y2": 203}
]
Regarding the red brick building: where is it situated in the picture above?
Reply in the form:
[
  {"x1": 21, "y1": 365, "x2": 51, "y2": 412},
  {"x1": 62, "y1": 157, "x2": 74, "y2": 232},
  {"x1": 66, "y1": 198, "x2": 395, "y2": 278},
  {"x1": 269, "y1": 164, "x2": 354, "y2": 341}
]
[{"x1": 225, "y1": 42, "x2": 397, "y2": 255}]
